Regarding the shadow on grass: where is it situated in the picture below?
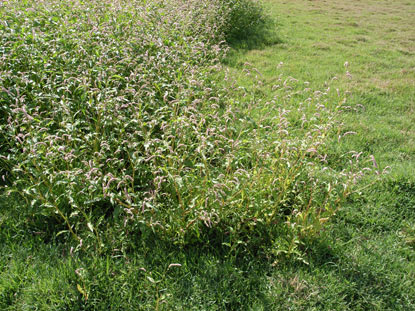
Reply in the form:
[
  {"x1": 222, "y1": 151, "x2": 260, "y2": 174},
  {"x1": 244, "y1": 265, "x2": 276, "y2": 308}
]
[
  {"x1": 222, "y1": 18, "x2": 283, "y2": 69},
  {"x1": 1, "y1": 216, "x2": 413, "y2": 310},
  {"x1": 227, "y1": 25, "x2": 283, "y2": 51},
  {"x1": 2, "y1": 187, "x2": 414, "y2": 310}
]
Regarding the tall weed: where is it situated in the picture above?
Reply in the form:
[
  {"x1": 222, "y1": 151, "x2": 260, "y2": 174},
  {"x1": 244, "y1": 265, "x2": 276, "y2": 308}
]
[{"x1": 0, "y1": 0, "x2": 378, "y2": 259}]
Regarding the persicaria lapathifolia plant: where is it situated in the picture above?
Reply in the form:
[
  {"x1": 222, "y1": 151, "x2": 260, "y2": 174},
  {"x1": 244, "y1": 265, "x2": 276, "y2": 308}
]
[{"x1": 0, "y1": 0, "x2": 380, "y2": 259}]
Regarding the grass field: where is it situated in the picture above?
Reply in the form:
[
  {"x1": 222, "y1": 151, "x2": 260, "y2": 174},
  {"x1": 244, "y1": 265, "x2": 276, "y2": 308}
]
[
  {"x1": 222, "y1": 0, "x2": 415, "y2": 308},
  {"x1": 1, "y1": 0, "x2": 415, "y2": 310},
  {"x1": 228, "y1": 0, "x2": 415, "y2": 177}
]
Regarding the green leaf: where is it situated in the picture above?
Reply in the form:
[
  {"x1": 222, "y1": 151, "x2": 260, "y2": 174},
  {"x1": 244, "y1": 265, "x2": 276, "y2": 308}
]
[{"x1": 87, "y1": 222, "x2": 94, "y2": 232}]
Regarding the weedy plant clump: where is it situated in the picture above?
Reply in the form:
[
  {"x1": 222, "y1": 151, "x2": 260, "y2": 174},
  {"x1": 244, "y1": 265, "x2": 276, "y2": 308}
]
[{"x1": 0, "y1": 0, "x2": 378, "y2": 260}]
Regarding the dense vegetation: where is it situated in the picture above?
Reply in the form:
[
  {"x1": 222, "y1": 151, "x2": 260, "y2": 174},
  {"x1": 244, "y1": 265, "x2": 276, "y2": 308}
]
[
  {"x1": 0, "y1": 0, "x2": 367, "y2": 256},
  {"x1": 1, "y1": 0, "x2": 414, "y2": 309}
]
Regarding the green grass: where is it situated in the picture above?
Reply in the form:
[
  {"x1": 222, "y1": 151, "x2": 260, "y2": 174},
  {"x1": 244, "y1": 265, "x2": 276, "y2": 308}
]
[
  {"x1": 1, "y1": 0, "x2": 415, "y2": 310},
  {"x1": 226, "y1": 0, "x2": 415, "y2": 177},
  {"x1": 221, "y1": 0, "x2": 415, "y2": 309}
]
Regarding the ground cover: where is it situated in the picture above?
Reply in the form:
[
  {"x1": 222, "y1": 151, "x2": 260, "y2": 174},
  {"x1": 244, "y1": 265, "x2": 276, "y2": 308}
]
[
  {"x1": 222, "y1": 0, "x2": 415, "y2": 309},
  {"x1": 1, "y1": 0, "x2": 415, "y2": 310},
  {"x1": 228, "y1": 0, "x2": 415, "y2": 177}
]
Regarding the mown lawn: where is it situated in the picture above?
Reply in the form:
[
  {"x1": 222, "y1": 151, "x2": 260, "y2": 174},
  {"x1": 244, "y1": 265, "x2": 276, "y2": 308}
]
[{"x1": 1, "y1": 0, "x2": 415, "y2": 310}]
